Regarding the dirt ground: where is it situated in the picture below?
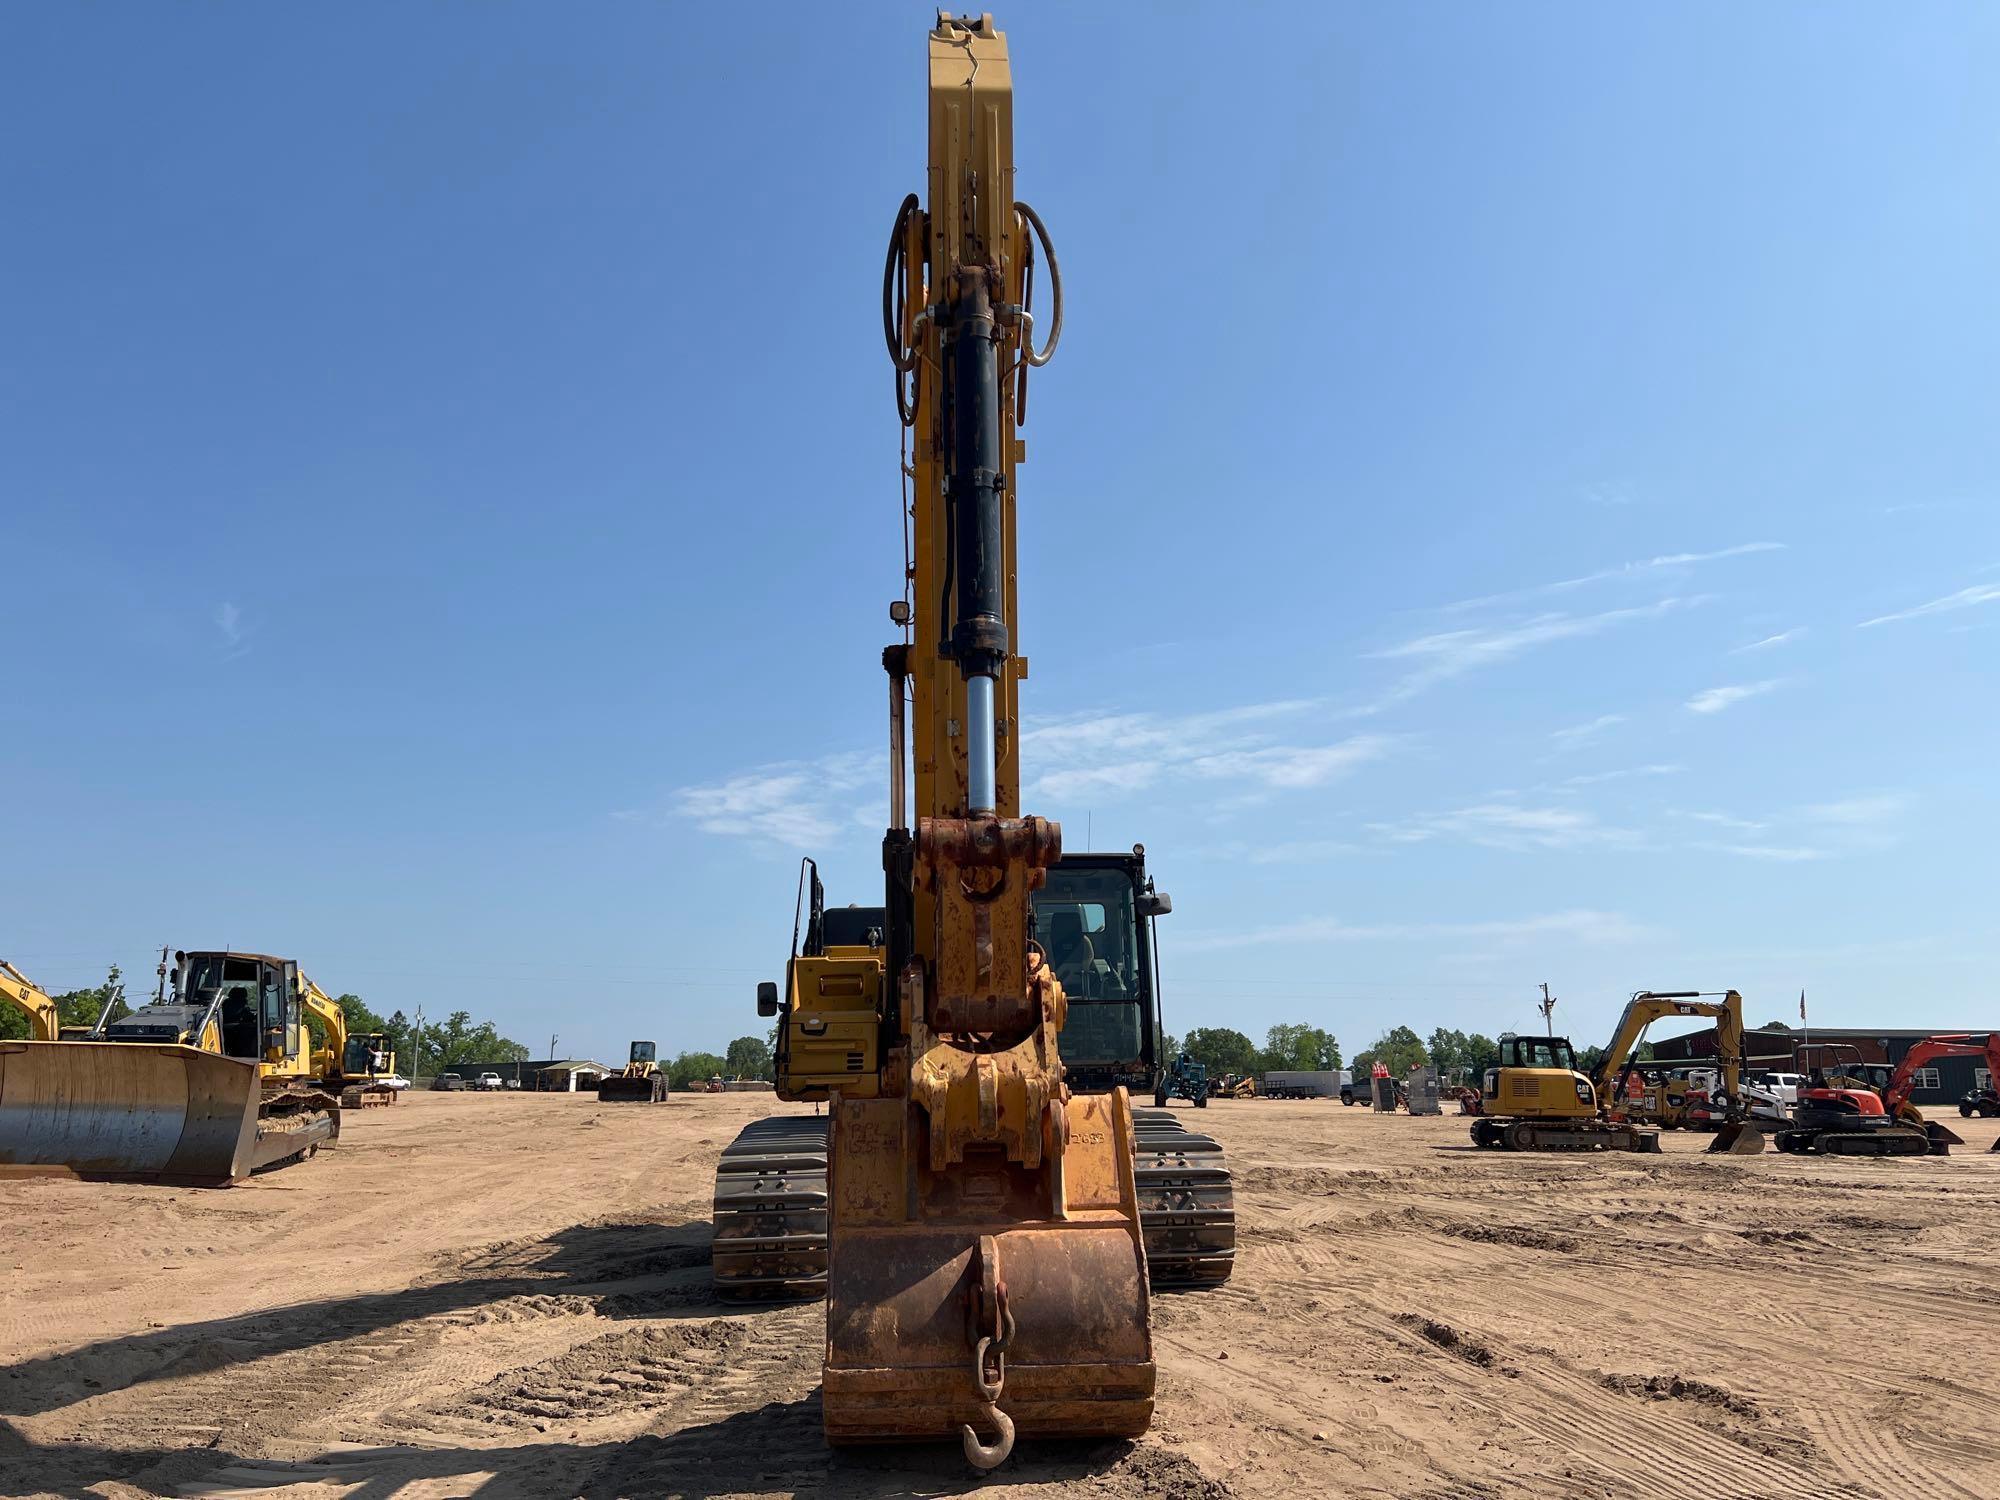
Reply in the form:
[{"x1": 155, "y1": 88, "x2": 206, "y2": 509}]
[{"x1": 1, "y1": 1090, "x2": 1995, "y2": 1500}]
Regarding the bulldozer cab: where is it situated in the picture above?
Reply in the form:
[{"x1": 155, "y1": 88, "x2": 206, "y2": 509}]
[
  {"x1": 628, "y1": 1040, "x2": 658, "y2": 1068},
  {"x1": 167, "y1": 952, "x2": 301, "y2": 1067}
]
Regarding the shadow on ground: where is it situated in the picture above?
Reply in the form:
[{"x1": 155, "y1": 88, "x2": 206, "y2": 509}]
[
  {"x1": 1, "y1": 1397, "x2": 1178, "y2": 1499},
  {"x1": 0, "y1": 1218, "x2": 732, "y2": 1420}
]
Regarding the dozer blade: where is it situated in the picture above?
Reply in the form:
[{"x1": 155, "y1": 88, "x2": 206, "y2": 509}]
[
  {"x1": 821, "y1": 1092, "x2": 1154, "y2": 1456},
  {"x1": 1924, "y1": 1120, "x2": 1964, "y2": 1155},
  {"x1": 0, "y1": 1040, "x2": 267, "y2": 1184},
  {"x1": 1708, "y1": 1121, "x2": 1767, "y2": 1155}
]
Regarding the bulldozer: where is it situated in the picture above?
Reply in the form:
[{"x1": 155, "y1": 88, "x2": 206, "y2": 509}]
[
  {"x1": 710, "y1": 16, "x2": 1156, "y2": 1466},
  {"x1": 1471, "y1": 990, "x2": 1765, "y2": 1154},
  {"x1": 598, "y1": 1040, "x2": 668, "y2": 1102},
  {"x1": 0, "y1": 950, "x2": 389, "y2": 1183}
]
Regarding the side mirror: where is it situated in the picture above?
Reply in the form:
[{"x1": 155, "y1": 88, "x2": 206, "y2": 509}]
[
  {"x1": 755, "y1": 981, "x2": 779, "y2": 1018},
  {"x1": 1139, "y1": 890, "x2": 1172, "y2": 917}
]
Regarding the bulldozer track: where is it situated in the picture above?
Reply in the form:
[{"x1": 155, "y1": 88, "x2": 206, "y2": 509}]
[{"x1": 709, "y1": 1106, "x2": 1237, "y2": 1299}]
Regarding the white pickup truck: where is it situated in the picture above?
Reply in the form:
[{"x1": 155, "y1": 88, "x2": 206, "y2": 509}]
[{"x1": 475, "y1": 1072, "x2": 505, "y2": 1091}]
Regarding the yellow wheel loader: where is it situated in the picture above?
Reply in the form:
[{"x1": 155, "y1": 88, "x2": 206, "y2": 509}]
[
  {"x1": 598, "y1": 1040, "x2": 668, "y2": 1102},
  {"x1": 0, "y1": 950, "x2": 389, "y2": 1184},
  {"x1": 1470, "y1": 991, "x2": 1766, "y2": 1155}
]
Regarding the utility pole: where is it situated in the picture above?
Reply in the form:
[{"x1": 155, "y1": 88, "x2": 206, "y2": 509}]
[
  {"x1": 409, "y1": 1007, "x2": 425, "y2": 1085},
  {"x1": 549, "y1": 1033, "x2": 559, "y2": 1061},
  {"x1": 1538, "y1": 983, "x2": 1557, "y2": 1038}
]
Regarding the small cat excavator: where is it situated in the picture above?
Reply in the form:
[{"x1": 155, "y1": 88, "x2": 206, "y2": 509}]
[{"x1": 1472, "y1": 990, "x2": 1765, "y2": 1154}]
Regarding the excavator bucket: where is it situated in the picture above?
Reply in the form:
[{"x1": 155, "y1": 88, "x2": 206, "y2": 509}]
[
  {"x1": 1708, "y1": 1121, "x2": 1767, "y2": 1155},
  {"x1": 821, "y1": 1092, "x2": 1155, "y2": 1461},
  {"x1": 0, "y1": 1040, "x2": 293, "y2": 1184}
]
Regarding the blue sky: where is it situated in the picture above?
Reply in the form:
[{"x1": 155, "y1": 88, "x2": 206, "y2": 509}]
[{"x1": 4, "y1": 4, "x2": 1995, "y2": 1065}]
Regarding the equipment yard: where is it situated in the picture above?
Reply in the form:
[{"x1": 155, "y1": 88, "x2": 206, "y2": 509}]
[{"x1": 4, "y1": 1092, "x2": 1996, "y2": 1500}]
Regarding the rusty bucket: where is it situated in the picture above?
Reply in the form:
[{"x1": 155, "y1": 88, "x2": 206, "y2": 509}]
[{"x1": 821, "y1": 1090, "x2": 1154, "y2": 1466}]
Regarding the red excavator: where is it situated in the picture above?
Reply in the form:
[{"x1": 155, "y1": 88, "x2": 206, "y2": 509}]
[
  {"x1": 1881, "y1": 1034, "x2": 1998, "y2": 1153},
  {"x1": 1776, "y1": 1037, "x2": 1996, "y2": 1157}
]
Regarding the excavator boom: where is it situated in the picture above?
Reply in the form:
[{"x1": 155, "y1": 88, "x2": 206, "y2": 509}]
[{"x1": 819, "y1": 15, "x2": 1152, "y2": 1466}]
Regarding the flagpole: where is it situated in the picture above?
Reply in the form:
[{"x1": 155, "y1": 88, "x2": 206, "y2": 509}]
[{"x1": 1799, "y1": 989, "x2": 1810, "y2": 1080}]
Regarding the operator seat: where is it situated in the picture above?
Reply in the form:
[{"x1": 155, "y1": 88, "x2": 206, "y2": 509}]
[{"x1": 1048, "y1": 911, "x2": 1094, "y2": 996}]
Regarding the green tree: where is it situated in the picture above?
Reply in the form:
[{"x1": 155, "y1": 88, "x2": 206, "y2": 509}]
[
  {"x1": 1183, "y1": 1026, "x2": 1258, "y2": 1076},
  {"x1": 1155, "y1": 1026, "x2": 1179, "y2": 1063},
  {"x1": 1350, "y1": 1025, "x2": 1429, "y2": 1079},
  {"x1": 669, "y1": 1050, "x2": 728, "y2": 1089},
  {"x1": 725, "y1": 1035, "x2": 773, "y2": 1080},
  {"x1": 1260, "y1": 1022, "x2": 1340, "y2": 1072}
]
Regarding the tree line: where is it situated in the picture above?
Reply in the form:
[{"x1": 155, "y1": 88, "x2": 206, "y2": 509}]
[{"x1": 0, "y1": 964, "x2": 132, "y2": 1040}]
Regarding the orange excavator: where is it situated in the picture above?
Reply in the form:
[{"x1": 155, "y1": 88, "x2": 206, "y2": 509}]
[{"x1": 1881, "y1": 1034, "x2": 1998, "y2": 1153}]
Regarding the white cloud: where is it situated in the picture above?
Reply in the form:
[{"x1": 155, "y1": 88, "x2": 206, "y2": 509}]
[
  {"x1": 1178, "y1": 907, "x2": 1651, "y2": 954},
  {"x1": 668, "y1": 701, "x2": 1396, "y2": 849},
  {"x1": 666, "y1": 750, "x2": 878, "y2": 848},
  {"x1": 1673, "y1": 809, "x2": 1767, "y2": 833},
  {"x1": 1549, "y1": 714, "x2": 1625, "y2": 752},
  {"x1": 1803, "y1": 792, "x2": 1910, "y2": 827},
  {"x1": 1561, "y1": 763, "x2": 1682, "y2": 788},
  {"x1": 1685, "y1": 679, "x2": 1784, "y2": 715},
  {"x1": 1858, "y1": 583, "x2": 2000, "y2": 628},
  {"x1": 1698, "y1": 843, "x2": 1828, "y2": 863},
  {"x1": 214, "y1": 601, "x2": 250, "y2": 659},
  {"x1": 1368, "y1": 597, "x2": 1701, "y2": 708},
  {"x1": 1730, "y1": 628, "x2": 1805, "y2": 653},
  {"x1": 1443, "y1": 543, "x2": 1782, "y2": 613},
  {"x1": 1187, "y1": 735, "x2": 1395, "y2": 790},
  {"x1": 1368, "y1": 800, "x2": 1639, "y2": 851}
]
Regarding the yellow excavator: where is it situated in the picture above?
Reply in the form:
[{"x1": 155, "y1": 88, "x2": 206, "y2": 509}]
[
  {"x1": 719, "y1": 15, "x2": 1151, "y2": 1469},
  {"x1": 0, "y1": 950, "x2": 391, "y2": 1183},
  {"x1": 1471, "y1": 990, "x2": 1764, "y2": 1154}
]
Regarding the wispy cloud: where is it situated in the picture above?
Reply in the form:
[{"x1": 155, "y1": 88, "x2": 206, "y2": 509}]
[
  {"x1": 214, "y1": 602, "x2": 250, "y2": 660},
  {"x1": 1730, "y1": 627, "x2": 1805, "y2": 653},
  {"x1": 1696, "y1": 843, "x2": 1828, "y2": 862},
  {"x1": 1686, "y1": 789, "x2": 1910, "y2": 862},
  {"x1": 1023, "y1": 703, "x2": 1395, "y2": 800},
  {"x1": 1442, "y1": 543, "x2": 1782, "y2": 613},
  {"x1": 1179, "y1": 907, "x2": 1651, "y2": 954},
  {"x1": 1673, "y1": 809, "x2": 1767, "y2": 833},
  {"x1": 1368, "y1": 597, "x2": 1701, "y2": 709},
  {"x1": 667, "y1": 700, "x2": 1398, "y2": 849},
  {"x1": 1561, "y1": 763, "x2": 1681, "y2": 788},
  {"x1": 1549, "y1": 714, "x2": 1624, "y2": 752},
  {"x1": 1803, "y1": 792, "x2": 1910, "y2": 827},
  {"x1": 1858, "y1": 582, "x2": 2000, "y2": 629},
  {"x1": 1685, "y1": 679, "x2": 1784, "y2": 715},
  {"x1": 1368, "y1": 799, "x2": 1639, "y2": 852}
]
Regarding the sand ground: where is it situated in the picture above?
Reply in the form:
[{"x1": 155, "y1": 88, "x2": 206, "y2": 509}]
[{"x1": 1, "y1": 1089, "x2": 1995, "y2": 1500}]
